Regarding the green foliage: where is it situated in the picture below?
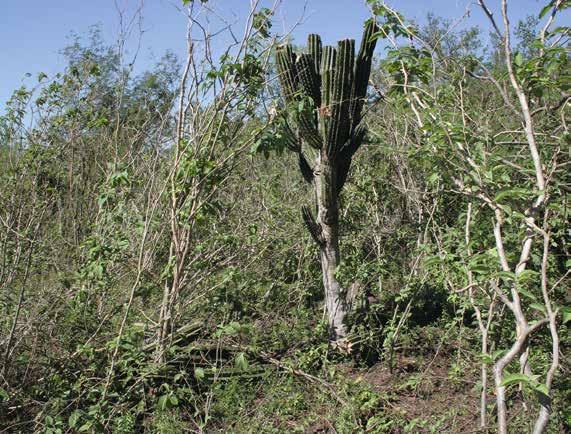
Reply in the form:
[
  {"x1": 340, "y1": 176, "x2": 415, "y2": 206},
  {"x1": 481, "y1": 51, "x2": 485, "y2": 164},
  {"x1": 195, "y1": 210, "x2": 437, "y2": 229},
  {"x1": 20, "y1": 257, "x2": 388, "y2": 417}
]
[
  {"x1": 253, "y1": 8, "x2": 273, "y2": 39},
  {"x1": 1, "y1": 3, "x2": 569, "y2": 434}
]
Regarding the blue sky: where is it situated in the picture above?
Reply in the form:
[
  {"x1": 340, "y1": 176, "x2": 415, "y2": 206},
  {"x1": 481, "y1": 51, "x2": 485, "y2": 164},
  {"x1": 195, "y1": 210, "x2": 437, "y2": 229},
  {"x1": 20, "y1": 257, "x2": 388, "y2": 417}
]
[{"x1": 0, "y1": 0, "x2": 565, "y2": 111}]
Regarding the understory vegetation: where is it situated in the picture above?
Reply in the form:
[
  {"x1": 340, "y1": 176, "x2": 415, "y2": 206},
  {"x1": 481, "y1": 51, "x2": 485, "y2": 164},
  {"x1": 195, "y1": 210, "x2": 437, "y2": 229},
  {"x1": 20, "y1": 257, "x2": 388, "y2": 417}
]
[{"x1": 0, "y1": 0, "x2": 569, "y2": 432}]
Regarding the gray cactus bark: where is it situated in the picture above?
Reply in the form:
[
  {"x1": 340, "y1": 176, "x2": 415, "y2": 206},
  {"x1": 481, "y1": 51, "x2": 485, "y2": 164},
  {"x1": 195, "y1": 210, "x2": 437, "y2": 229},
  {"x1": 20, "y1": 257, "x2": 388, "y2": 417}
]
[
  {"x1": 276, "y1": 21, "x2": 378, "y2": 340},
  {"x1": 315, "y1": 154, "x2": 346, "y2": 337}
]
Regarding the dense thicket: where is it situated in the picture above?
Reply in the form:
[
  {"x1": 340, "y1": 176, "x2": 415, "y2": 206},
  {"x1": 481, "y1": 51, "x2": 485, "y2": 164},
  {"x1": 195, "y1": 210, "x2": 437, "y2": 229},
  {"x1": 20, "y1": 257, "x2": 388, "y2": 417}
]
[{"x1": 0, "y1": 1, "x2": 568, "y2": 433}]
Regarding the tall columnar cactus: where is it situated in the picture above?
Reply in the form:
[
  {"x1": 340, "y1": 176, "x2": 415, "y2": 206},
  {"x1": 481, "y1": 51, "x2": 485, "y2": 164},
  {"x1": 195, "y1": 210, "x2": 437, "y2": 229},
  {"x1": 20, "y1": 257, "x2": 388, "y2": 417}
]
[{"x1": 275, "y1": 20, "x2": 378, "y2": 340}]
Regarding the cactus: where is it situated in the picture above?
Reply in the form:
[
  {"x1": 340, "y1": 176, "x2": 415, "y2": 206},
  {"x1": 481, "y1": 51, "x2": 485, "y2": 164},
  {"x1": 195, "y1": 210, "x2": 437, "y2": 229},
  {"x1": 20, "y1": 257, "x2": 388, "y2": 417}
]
[{"x1": 275, "y1": 20, "x2": 379, "y2": 340}]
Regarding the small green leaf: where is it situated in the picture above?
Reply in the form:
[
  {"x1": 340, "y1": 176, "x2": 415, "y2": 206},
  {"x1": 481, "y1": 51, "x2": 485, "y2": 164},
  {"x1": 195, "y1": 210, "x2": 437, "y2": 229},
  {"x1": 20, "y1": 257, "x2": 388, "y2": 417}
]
[
  {"x1": 518, "y1": 287, "x2": 538, "y2": 301},
  {"x1": 481, "y1": 353, "x2": 493, "y2": 365},
  {"x1": 530, "y1": 303, "x2": 547, "y2": 315},
  {"x1": 498, "y1": 271, "x2": 515, "y2": 282},
  {"x1": 157, "y1": 394, "x2": 170, "y2": 411},
  {"x1": 234, "y1": 352, "x2": 249, "y2": 371},
  {"x1": 194, "y1": 367, "x2": 205, "y2": 381},
  {"x1": 470, "y1": 263, "x2": 490, "y2": 274},
  {"x1": 501, "y1": 372, "x2": 532, "y2": 387},
  {"x1": 427, "y1": 173, "x2": 440, "y2": 184},
  {"x1": 561, "y1": 307, "x2": 571, "y2": 324},
  {"x1": 492, "y1": 349, "x2": 506, "y2": 361},
  {"x1": 78, "y1": 421, "x2": 92, "y2": 432},
  {"x1": 424, "y1": 255, "x2": 442, "y2": 267},
  {"x1": 534, "y1": 383, "x2": 549, "y2": 396},
  {"x1": 539, "y1": 1, "x2": 555, "y2": 18},
  {"x1": 517, "y1": 269, "x2": 539, "y2": 283},
  {"x1": 495, "y1": 188, "x2": 530, "y2": 202},
  {"x1": 68, "y1": 411, "x2": 81, "y2": 428}
]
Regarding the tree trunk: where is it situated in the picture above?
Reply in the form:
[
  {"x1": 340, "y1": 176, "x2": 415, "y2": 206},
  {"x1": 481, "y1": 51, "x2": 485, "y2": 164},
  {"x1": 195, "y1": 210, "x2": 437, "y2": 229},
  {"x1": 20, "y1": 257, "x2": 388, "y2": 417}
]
[{"x1": 316, "y1": 153, "x2": 348, "y2": 339}]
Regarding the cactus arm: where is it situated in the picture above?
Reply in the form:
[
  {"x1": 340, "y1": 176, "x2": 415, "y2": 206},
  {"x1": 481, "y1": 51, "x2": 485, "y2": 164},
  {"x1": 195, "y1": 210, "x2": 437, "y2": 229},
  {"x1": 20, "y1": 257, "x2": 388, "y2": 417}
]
[
  {"x1": 296, "y1": 53, "x2": 321, "y2": 110},
  {"x1": 308, "y1": 34, "x2": 322, "y2": 77},
  {"x1": 327, "y1": 39, "x2": 355, "y2": 158},
  {"x1": 308, "y1": 34, "x2": 323, "y2": 108},
  {"x1": 338, "y1": 123, "x2": 366, "y2": 158},
  {"x1": 301, "y1": 205, "x2": 324, "y2": 245},
  {"x1": 336, "y1": 125, "x2": 366, "y2": 194},
  {"x1": 281, "y1": 118, "x2": 301, "y2": 152},
  {"x1": 275, "y1": 45, "x2": 298, "y2": 103},
  {"x1": 350, "y1": 19, "x2": 379, "y2": 129},
  {"x1": 276, "y1": 45, "x2": 321, "y2": 150},
  {"x1": 319, "y1": 46, "x2": 337, "y2": 145},
  {"x1": 298, "y1": 152, "x2": 314, "y2": 184}
]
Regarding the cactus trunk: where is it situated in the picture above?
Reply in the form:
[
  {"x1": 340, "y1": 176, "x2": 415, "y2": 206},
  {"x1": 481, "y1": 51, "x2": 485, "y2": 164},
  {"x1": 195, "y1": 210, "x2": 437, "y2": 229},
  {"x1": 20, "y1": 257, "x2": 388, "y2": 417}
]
[{"x1": 315, "y1": 153, "x2": 347, "y2": 337}]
